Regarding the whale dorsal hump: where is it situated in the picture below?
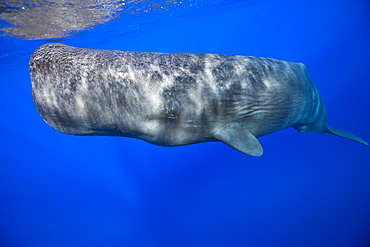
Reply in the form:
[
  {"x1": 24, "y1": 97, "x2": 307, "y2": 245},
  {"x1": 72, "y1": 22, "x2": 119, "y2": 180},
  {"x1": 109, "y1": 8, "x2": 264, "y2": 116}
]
[{"x1": 214, "y1": 123, "x2": 263, "y2": 157}]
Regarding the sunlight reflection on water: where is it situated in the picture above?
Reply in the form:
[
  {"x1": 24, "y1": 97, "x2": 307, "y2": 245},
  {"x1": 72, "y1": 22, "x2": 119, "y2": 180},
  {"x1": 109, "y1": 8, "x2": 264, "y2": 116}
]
[{"x1": 0, "y1": 0, "x2": 199, "y2": 40}]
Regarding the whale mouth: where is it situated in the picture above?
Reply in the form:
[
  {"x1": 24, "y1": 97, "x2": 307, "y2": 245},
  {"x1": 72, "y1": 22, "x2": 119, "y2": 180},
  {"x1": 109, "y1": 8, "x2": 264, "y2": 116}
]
[{"x1": 294, "y1": 109, "x2": 327, "y2": 135}]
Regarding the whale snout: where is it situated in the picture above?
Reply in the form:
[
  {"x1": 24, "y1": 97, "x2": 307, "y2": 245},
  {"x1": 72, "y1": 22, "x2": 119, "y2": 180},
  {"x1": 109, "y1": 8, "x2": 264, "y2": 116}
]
[{"x1": 294, "y1": 95, "x2": 368, "y2": 146}]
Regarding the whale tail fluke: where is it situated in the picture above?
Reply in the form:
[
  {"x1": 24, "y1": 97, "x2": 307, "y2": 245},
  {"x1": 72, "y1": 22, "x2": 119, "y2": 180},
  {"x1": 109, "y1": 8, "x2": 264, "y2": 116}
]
[{"x1": 325, "y1": 126, "x2": 369, "y2": 146}]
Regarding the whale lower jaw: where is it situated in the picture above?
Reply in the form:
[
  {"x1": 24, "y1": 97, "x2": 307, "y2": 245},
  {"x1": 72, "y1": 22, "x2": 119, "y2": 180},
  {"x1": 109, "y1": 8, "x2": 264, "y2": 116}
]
[{"x1": 325, "y1": 127, "x2": 369, "y2": 146}]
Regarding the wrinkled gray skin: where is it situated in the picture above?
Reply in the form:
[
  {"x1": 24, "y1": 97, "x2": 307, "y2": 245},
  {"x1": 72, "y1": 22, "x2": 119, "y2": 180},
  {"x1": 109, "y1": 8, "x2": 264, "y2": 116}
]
[{"x1": 29, "y1": 43, "x2": 368, "y2": 156}]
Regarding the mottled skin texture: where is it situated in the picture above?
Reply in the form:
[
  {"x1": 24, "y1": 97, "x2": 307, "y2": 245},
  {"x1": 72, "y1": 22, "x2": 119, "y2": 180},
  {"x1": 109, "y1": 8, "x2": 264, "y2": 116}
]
[{"x1": 29, "y1": 43, "x2": 367, "y2": 156}]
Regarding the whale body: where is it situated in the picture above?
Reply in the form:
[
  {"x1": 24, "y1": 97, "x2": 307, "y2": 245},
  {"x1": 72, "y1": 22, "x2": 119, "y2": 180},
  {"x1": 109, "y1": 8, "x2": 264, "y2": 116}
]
[{"x1": 29, "y1": 43, "x2": 368, "y2": 156}]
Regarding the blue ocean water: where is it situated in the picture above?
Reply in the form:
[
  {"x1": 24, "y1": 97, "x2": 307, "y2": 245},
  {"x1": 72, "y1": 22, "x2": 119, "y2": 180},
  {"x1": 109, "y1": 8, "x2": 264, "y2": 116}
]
[{"x1": 0, "y1": 0, "x2": 369, "y2": 246}]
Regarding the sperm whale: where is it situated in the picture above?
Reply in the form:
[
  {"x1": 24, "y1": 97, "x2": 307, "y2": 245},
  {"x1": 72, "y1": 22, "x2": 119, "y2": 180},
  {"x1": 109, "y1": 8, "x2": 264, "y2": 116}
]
[{"x1": 29, "y1": 43, "x2": 368, "y2": 156}]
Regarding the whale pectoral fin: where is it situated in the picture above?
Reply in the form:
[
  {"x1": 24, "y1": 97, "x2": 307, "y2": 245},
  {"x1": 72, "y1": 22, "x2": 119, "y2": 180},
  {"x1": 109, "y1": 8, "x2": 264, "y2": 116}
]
[{"x1": 213, "y1": 123, "x2": 263, "y2": 157}]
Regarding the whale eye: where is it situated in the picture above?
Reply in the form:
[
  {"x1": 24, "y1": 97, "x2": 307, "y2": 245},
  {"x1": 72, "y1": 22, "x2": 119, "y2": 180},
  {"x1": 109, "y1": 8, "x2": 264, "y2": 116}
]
[
  {"x1": 167, "y1": 113, "x2": 178, "y2": 121},
  {"x1": 163, "y1": 108, "x2": 178, "y2": 122}
]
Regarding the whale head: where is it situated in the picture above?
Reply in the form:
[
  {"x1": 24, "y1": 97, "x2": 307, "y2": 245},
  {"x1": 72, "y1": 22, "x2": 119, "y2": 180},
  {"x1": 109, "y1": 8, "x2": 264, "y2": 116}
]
[{"x1": 294, "y1": 92, "x2": 368, "y2": 146}]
